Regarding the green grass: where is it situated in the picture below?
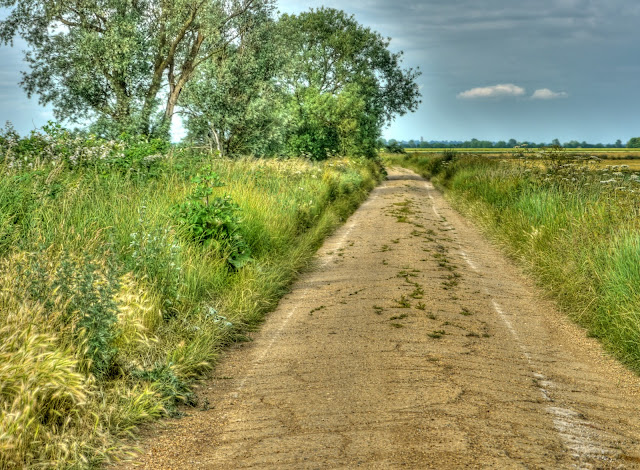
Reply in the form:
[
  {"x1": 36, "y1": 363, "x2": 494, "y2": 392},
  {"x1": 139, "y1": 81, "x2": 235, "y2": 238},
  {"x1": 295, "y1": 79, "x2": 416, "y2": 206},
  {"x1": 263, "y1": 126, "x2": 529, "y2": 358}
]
[
  {"x1": 386, "y1": 150, "x2": 640, "y2": 374},
  {"x1": 0, "y1": 143, "x2": 383, "y2": 468}
]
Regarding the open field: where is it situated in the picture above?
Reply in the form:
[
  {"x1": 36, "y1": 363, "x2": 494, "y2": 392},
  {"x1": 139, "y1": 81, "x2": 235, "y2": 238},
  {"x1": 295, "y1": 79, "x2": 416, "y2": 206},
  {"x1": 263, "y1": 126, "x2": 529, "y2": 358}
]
[
  {"x1": 404, "y1": 147, "x2": 640, "y2": 160},
  {"x1": 405, "y1": 149, "x2": 640, "y2": 170}
]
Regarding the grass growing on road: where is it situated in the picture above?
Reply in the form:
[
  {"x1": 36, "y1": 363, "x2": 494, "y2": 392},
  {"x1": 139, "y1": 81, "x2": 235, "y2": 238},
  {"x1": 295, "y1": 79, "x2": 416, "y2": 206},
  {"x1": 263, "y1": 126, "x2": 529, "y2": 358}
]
[
  {"x1": 0, "y1": 128, "x2": 383, "y2": 468},
  {"x1": 387, "y1": 150, "x2": 640, "y2": 373}
]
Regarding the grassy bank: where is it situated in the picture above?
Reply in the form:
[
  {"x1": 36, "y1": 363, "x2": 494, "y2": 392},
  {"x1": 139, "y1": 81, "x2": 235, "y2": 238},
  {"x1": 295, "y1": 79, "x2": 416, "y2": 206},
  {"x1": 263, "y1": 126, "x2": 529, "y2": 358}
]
[
  {"x1": 387, "y1": 151, "x2": 640, "y2": 373},
  {"x1": 0, "y1": 128, "x2": 383, "y2": 468}
]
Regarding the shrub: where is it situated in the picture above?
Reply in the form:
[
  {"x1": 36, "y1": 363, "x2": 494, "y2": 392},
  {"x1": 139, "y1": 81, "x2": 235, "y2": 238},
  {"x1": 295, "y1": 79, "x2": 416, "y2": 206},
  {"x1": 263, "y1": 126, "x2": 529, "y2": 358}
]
[
  {"x1": 132, "y1": 362, "x2": 195, "y2": 415},
  {"x1": 173, "y1": 168, "x2": 252, "y2": 269}
]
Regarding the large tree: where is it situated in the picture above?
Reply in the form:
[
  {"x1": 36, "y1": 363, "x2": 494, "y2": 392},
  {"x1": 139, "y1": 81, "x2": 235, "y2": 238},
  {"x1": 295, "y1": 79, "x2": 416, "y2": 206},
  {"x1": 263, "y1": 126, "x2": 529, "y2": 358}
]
[
  {"x1": 180, "y1": 7, "x2": 287, "y2": 156},
  {"x1": 278, "y1": 7, "x2": 421, "y2": 159},
  {"x1": 627, "y1": 137, "x2": 640, "y2": 148},
  {"x1": 0, "y1": 0, "x2": 269, "y2": 137}
]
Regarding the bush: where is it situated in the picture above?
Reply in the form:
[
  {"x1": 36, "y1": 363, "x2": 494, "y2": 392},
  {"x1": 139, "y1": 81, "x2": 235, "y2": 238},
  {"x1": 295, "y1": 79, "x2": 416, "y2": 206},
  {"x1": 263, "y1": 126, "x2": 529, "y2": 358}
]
[
  {"x1": 384, "y1": 140, "x2": 406, "y2": 154},
  {"x1": 173, "y1": 168, "x2": 252, "y2": 269}
]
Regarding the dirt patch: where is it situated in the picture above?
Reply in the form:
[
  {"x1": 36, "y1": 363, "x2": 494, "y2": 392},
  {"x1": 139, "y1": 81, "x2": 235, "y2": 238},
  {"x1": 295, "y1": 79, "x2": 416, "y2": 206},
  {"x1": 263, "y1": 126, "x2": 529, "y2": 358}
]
[{"x1": 120, "y1": 168, "x2": 640, "y2": 469}]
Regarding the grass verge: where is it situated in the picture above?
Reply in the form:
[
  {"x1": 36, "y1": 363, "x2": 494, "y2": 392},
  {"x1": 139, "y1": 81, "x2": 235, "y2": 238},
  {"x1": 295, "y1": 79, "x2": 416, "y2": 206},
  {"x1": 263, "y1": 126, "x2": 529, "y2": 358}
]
[{"x1": 0, "y1": 130, "x2": 384, "y2": 468}]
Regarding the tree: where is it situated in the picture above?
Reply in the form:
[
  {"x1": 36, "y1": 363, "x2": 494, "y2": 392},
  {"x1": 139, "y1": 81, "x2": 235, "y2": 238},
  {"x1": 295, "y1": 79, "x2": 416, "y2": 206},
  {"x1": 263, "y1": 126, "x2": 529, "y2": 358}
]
[
  {"x1": 277, "y1": 8, "x2": 421, "y2": 159},
  {"x1": 0, "y1": 0, "x2": 269, "y2": 137},
  {"x1": 180, "y1": 7, "x2": 287, "y2": 156},
  {"x1": 627, "y1": 137, "x2": 640, "y2": 148}
]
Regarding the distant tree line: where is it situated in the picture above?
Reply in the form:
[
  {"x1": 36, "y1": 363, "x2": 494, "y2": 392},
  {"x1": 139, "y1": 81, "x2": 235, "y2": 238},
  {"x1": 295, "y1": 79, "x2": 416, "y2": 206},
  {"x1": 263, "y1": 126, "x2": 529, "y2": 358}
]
[
  {"x1": 384, "y1": 137, "x2": 640, "y2": 149},
  {"x1": 0, "y1": 1, "x2": 421, "y2": 159}
]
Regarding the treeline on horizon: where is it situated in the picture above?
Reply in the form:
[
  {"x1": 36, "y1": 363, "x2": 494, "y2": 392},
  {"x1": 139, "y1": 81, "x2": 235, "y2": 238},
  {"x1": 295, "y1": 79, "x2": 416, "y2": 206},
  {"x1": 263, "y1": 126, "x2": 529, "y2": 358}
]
[{"x1": 384, "y1": 137, "x2": 640, "y2": 149}]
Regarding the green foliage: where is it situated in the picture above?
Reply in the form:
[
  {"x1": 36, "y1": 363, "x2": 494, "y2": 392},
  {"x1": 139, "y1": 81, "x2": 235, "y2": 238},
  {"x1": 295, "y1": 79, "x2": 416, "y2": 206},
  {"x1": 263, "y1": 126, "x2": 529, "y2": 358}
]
[
  {"x1": 384, "y1": 140, "x2": 406, "y2": 154},
  {"x1": 75, "y1": 260, "x2": 121, "y2": 379},
  {"x1": 0, "y1": 122, "x2": 169, "y2": 178},
  {"x1": 0, "y1": 0, "x2": 270, "y2": 136},
  {"x1": 181, "y1": 9, "x2": 288, "y2": 157},
  {"x1": 129, "y1": 214, "x2": 183, "y2": 317},
  {"x1": 627, "y1": 137, "x2": 640, "y2": 148},
  {"x1": 19, "y1": 249, "x2": 121, "y2": 380},
  {"x1": 174, "y1": 168, "x2": 252, "y2": 269},
  {"x1": 279, "y1": 8, "x2": 421, "y2": 159},
  {"x1": 132, "y1": 363, "x2": 195, "y2": 414},
  {"x1": 1, "y1": 2, "x2": 420, "y2": 154}
]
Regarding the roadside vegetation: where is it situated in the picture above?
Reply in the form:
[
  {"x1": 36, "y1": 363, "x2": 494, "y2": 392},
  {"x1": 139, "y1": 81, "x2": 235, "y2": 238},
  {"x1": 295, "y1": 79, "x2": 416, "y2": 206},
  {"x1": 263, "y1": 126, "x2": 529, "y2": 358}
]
[
  {"x1": 388, "y1": 149, "x2": 640, "y2": 374},
  {"x1": 0, "y1": 126, "x2": 383, "y2": 468}
]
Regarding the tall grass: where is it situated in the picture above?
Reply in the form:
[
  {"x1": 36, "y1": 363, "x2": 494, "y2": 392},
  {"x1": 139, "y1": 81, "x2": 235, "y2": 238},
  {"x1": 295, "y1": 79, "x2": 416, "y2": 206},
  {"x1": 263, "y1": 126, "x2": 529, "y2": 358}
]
[
  {"x1": 0, "y1": 129, "x2": 383, "y2": 468},
  {"x1": 387, "y1": 151, "x2": 640, "y2": 372}
]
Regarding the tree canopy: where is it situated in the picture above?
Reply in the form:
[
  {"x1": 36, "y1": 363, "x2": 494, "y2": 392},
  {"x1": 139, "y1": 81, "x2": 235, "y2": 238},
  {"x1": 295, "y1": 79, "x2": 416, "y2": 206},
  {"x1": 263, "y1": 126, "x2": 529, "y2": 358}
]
[
  {"x1": 0, "y1": 0, "x2": 269, "y2": 137},
  {"x1": 627, "y1": 137, "x2": 640, "y2": 148},
  {"x1": 278, "y1": 7, "x2": 421, "y2": 158},
  {"x1": 180, "y1": 8, "x2": 288, "y2": 156},
  {"x1": 0, "y1": 2, "x2": 422, "y2": 156}
]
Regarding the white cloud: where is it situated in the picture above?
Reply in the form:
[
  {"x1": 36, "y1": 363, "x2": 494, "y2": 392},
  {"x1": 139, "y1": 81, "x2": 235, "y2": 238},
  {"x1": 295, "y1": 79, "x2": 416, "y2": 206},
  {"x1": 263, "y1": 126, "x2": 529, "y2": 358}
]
[
  {"x1": 457, "y1": 83, "x2": 526, "y2": 99},
  {"x1": 531, "y1": 88, "x2": 568, "y2": 99}
]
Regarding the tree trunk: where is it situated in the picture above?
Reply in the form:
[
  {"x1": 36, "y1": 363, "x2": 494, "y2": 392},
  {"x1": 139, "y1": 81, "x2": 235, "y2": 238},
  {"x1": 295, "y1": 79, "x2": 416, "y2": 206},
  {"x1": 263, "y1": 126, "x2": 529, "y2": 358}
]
[
  {"x1": 163, "y1": 32, "x2": 206, "y2": 134},
  {"x1": 211, "y1": 127, "x2": 224, "y2": 157}
]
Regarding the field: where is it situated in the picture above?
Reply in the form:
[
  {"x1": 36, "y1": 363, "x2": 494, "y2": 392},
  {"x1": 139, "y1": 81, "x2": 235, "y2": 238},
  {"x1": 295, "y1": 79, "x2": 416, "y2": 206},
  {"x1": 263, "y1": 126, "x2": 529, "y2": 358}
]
[
  {"x1": 404, "y1": 147, "x2": 640, "y2": 161},
  {"x1": 387, "y1": 150, "x2": 640, "y2": 374},
  {"x1": 0, "y1": 130, "x2": 384, "y2": 468}
]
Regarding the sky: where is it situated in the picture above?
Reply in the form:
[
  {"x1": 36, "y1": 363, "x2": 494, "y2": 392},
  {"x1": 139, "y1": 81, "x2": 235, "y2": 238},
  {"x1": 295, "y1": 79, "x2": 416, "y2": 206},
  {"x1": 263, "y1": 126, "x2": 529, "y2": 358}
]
[{"x1": 1, "y1": 1, "x2": 639, "y2": 143}]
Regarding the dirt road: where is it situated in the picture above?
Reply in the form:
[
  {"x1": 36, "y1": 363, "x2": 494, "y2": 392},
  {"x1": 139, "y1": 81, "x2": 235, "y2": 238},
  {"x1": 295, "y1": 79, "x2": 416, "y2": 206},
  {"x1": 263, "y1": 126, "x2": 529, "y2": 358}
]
[{"x1": 124, "y1": 168, "x2": 640, "y2": 469}]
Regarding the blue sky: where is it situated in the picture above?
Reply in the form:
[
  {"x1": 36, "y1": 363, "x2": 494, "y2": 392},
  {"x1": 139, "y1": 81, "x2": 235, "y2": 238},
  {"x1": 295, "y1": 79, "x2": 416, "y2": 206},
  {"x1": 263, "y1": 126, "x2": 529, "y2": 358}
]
[{"x1": 1, "y1": 1, "x2": 639, "y2": 143}]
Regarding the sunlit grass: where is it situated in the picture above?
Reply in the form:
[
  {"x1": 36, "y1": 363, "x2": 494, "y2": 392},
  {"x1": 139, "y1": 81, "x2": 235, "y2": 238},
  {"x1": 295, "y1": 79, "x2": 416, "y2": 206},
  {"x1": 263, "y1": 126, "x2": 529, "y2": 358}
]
[{"x1": 0, "y1": 149, "x2": 383, "y2": 468}]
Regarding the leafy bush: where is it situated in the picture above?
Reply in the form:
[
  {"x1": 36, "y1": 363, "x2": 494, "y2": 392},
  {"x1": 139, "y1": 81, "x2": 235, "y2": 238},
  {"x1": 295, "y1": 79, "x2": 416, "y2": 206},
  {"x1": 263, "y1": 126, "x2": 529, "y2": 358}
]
[
  {"x1": 173, "y1": 168, "x2": 252, "y2": 269},
  {"x1": 0, "y1": 121, "x2": 169, "y2": 178},
  {"x1": 384, "y1": 140, "x2": 406, "y2": 154},
  {"x1": 132, "y1": 362, "x2": 195, "y2": 415}
]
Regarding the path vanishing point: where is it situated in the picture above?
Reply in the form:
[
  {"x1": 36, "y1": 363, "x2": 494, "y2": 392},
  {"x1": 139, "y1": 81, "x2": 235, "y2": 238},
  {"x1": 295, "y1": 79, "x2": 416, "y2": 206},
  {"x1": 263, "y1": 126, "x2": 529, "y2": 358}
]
[{"x1": 123, "y1": 168, "x2": 640, "y2": 469}]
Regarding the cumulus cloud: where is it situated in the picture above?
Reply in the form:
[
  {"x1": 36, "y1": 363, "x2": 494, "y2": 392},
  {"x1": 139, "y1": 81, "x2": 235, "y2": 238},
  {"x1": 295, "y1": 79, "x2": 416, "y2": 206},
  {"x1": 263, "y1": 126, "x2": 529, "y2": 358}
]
[
  {"x1": 531, "y1": 88, "x2": 568, "y2": 99},
  {"x1": 457, "y1": 83, "x2": 526, "y2": 99}
]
